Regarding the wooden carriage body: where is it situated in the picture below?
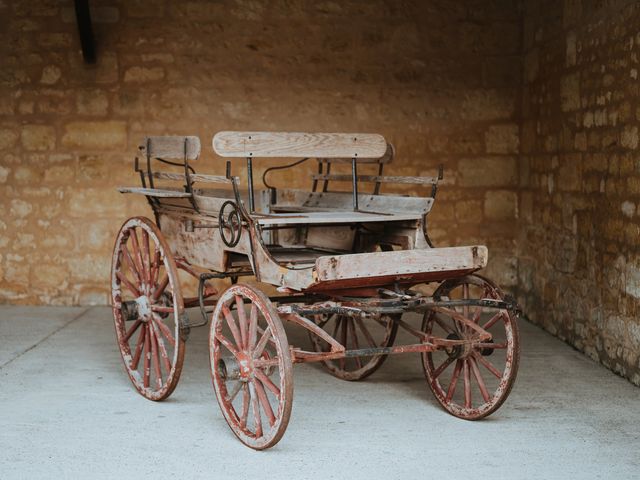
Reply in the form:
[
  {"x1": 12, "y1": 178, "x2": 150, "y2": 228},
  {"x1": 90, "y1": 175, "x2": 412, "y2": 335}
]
[{"x1": 119, "y1": 132, "x2": 486, "y2": 294}]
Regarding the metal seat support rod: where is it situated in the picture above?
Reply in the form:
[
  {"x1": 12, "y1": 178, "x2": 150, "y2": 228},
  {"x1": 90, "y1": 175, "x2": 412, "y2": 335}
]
[{"x1": 351, "y1": 157, "x2": 358, "y2": 211}]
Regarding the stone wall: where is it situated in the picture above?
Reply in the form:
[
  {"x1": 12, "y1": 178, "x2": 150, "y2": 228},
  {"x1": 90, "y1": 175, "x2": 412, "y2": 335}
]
[
  {"x1": 0, "y1": 0, "x2": 522, "y2": 305},
  {"x1": 518, "y1": 0, "x2": 640, "y2": 384}
]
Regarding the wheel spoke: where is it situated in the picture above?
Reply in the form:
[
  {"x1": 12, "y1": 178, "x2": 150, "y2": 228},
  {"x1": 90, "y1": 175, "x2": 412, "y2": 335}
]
[
  {"x1": 462, "y1": 283, "x2": 470, "y2": 323},
  {"x1": 152, "y1": 274, "x2": 169, "y2": 301},
  {"x1": 354, "y1": 317, "x2": 377, "y2": 348},
  {"x1": 483, "y1": 312, "x2": 503, "y2": 331},
  {"x1": 149, "y1": 324, "x2": 163, "y2": 389},
  {"x1": 432, "y1": 356, "x2": 454, "y2": 379},
  {"x1": 248, "y1": 304, "x2": 258, "y2": 351},
  {"x1": 120, "y1": 244, "x2": 142, "y2": 285},
  {"x1": 215, "y1": 331, "x2": 239, "y2": 356},
  {"x1": 254, "y1": 369, "x2": 280, "y2": 399},
  {"x1": 472, "y1": 304, "x2": 482, "y2": 324},
  {"x1": 253, "y1": 326, "x2": 272, "y2": 359},
  {"x1": 222, "y1": 305, "x2": 243, "y2": 350},
  {"x1": 331, "y1": 315, "x2": 341, "y2": 345},
  {"x1": 469, "y1": 356, "x2": 490, "y2": 403},
  {"x1": 240, "y1": 384, "x2": 250, "y2": 429},
  {"x1": 116, "y1": 271, "x2": 141, "y2": 297},
  {"x1": 433, "y1": 314, "x2": 455, "y2": 334},
  {"x1": 475, "y1": 342, "x2": 507, "y2": 350},
  {"x1": 227, "y1": 381, "x2": 243, "y2": 402},
  {"x1": 250, "y1": 383, "x2": 263, "y2": 437},
  {"x1": 339, "y1": 316, "x2": 348, "y2": 370},
  {"x1": 235, "y1": 295, "x2": 248, "y2": 349},
  {"x1": 152, "y1": 316, "x2": 175, "y2": 347},
  {"x1": 347, "y1": 319, "x2": 363, "y2": 369},
  {"x1": 463, "y1": 359, "x2": 471, "y2": 408},
  {"x1": 124, "y1": 319, "x2": 142, "y2": 342},
  {"x1": 143, "y1": 325, "x2": 151, "y2": 388},
  {"x1": 141, "y1": 229, "x2": 151, "y2": 289},
  {"x1": 130, "y1": 324, "x2": 146, "y2": 370},
  {"x1": 151, "y1": 305, "x2": 174, "y2": 313},
  {"x1": 129, "y1": 230, "x2": 147, "y2": 285},
  {"x1": 371, "y1": 316, "x2": 390, "y2": 328},
  {"x1": 254, "y1": 378, "x2": 276, "y2": 426},
  {"x1": 446, "y1": 359, "x2": 463, "y2": 402},
  {"x1": 151, "y1": 321, "x2": 172, "y2": 374},
  {"x1": 150, "y1": 248, "x2": 161, "y2": 286},
  {"x1": 473, "y1": 352, "x2": 503, "y2": 379}
]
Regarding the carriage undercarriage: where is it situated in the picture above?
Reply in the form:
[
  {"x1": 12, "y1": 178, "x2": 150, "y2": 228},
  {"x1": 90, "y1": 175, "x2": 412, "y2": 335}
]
[{"x1": 111, "y1": 132, "x2": 521, "y2": 450}]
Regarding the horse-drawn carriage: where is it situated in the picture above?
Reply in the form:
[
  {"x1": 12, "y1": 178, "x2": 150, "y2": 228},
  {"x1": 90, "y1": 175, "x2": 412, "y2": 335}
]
[{"x1": 111, "y1": 132, "x2": 520, "y2": 449}]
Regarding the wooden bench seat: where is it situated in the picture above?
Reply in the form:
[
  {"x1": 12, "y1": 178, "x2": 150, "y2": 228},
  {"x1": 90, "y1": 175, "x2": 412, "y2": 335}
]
[{"x1": 254, "y1": 210, "x2": 422, "y2": 226}]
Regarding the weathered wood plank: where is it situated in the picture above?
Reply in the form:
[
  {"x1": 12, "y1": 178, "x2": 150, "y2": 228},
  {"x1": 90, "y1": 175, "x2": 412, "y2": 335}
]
[
  {"x1": 140, "y1": 136, "x2": 201, "y2": 160},
  {"x1": 117, "y1": 187, "x2": 192, "y2": 198},
  {"x1": 316, "y1": 142, "x2": 394, "y2": 164},
  {"x1": 255, "y1": 211, "x2": 422, "y2": 226},
  {"x1": 275, "y1": 189, "x2": 433, "y2": 215},
  {"x1": 152, "y1": 171, "x2": 232, "y2": 184},
  {"x1": 212, "y1": 131, "x2": 387, "y2": 159},
  {"x1": 311, "y1": 174, "x2": 438, "y2": 185},
  {"x1": 315, "y1": 246, "x2": 488, "y2": 282}
]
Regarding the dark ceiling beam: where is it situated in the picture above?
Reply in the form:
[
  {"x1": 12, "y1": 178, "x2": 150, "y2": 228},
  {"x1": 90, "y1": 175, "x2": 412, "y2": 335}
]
[{"x1": 74, "y1": 0, "x2": 96, "y2": 64}]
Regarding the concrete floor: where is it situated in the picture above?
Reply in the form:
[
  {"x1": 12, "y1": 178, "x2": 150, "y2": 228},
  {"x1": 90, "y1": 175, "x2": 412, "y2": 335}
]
[{"x1": 1, "y1": 306, "x2": 639, "y2": 479}]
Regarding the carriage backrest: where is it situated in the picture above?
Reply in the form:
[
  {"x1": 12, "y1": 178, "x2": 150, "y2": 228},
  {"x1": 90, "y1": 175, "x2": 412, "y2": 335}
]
[
  {"x1": 140, "y1": 136, "x2": 201, "y2": 161},
  {"x1": 212, "y1": 131, "x2": 387, "y2": 159}
]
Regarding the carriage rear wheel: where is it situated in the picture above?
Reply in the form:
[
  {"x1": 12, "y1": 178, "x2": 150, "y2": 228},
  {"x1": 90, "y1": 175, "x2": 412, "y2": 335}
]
[
  {"x1": 111, "y1": 217, "x2": 186, "y2": 401},
  {"x1": 421, "y1": 274, "x2": 519, "y2": 419},
  {"x1": 309, "y1": 313, "x2": 399, "y2": 381},
  {"x1": 209, "y1": 284, "x2": 293, "y2": 450}
]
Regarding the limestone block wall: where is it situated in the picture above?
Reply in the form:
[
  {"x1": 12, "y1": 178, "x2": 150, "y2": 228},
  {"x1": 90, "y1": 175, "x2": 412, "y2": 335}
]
[
  {"x1": 518, "y1": 0, "x2": 640, "y2": 384},
  {"x1": 0, "y1": 0, "x2": 522, "y2": 305}
]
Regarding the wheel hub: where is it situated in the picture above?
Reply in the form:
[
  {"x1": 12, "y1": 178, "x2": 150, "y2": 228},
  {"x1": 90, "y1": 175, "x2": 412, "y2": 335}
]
[
  {"x1": 444, "y1": 333, "x2": 462, "y2": 358},
  {"x1": 135, "y1": 295, "x2": 152, "y2": 322},
  {"x1": 235, "y1": 352, "x2": 253, "y2": 379},
  {"x1": 219, "y1": 353, "x2": 253, "y2": 381},
  {"x1": 481, "y1": 337, "x2": 494, "y2": 356}
]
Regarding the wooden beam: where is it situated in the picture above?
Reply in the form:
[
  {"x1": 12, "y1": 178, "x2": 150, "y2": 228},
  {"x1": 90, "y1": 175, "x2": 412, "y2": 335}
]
[{"x1": 74, "y1": 0, "x2": 96, "y2": 64}]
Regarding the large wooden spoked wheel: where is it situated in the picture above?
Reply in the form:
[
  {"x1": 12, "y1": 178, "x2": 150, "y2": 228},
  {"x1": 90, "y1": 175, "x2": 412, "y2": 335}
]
[
  {"x1": 421, "y1": 274, "x2": 519, "y2": 420},
  {"x1": 111, "y1": 216, "x2": 186, "y2": 401},
  {"x1": 309, "y1": 313, "x2": 399, "y2": 381},
  {"x1": 209, "y1": 284, "x2": 293, "y2": 450}
]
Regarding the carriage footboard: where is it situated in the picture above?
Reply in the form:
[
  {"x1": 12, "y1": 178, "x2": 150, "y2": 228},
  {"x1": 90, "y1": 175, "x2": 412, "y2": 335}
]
[{"x1": 307, "y1": 245, "x2": 488, "y2": 291}]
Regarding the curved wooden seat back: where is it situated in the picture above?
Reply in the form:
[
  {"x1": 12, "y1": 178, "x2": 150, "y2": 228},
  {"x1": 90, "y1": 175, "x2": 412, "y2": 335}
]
[
  {"x1": 212, "y1": 131, "x2": 387, "y2": 159},
  {"x1": 141, "y1": 135, "x2": 201, "y2": 161}
]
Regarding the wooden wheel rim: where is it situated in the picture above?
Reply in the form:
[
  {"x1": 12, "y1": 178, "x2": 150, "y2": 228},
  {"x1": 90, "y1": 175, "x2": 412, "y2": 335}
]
[
  {"x1": 209, "y1": 284, "x2": 293, "y2": 450},
  {"x1": 421, "y1": 274, "x2": 520, "y2": 419},
  {"x1": 309, "y1": 313, "x2": 398, "y2": 381},
  {"x1": 111, "y1": 216, "x2": 186, "y2": 401}
]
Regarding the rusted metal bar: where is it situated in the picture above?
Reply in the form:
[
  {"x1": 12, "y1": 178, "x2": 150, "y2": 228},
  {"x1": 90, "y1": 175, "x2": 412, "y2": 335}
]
[
  {"x1": 291, "y1": 341, "x2": 439, "y2": 363},
  {"x1": 351, "y1": 157, "x2": 359, "y2": 211},
  {"x1": 281, "y1": 296, "x2": 518, "y2": 319}
]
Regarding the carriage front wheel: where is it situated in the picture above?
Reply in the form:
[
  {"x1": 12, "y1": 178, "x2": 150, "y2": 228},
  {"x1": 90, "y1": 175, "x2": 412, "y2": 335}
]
[
  {"x1": 209, "y1": 284, "x2": 293, "y2": 450},
  {"x1": 111, "y1": 216, "x2": 186, "y2": 401},
  {"x1": 421, "y1": 274, "x2": 520, "y2": 420}
]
